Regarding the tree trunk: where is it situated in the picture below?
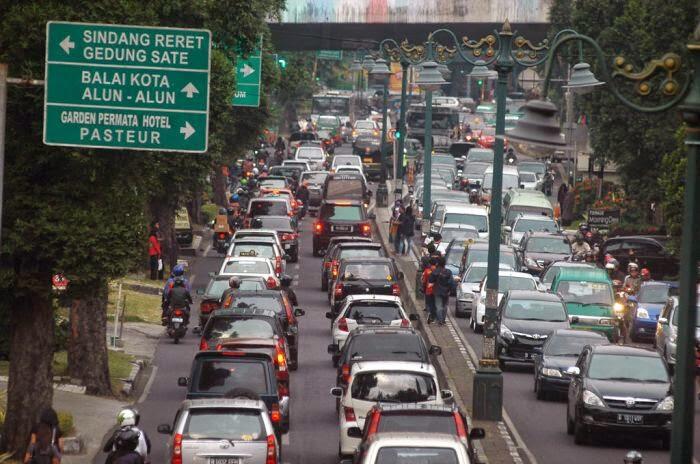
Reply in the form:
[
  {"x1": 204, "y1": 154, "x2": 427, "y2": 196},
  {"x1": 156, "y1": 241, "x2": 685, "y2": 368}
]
[
  {"x1": 213, "y1": 167, "x2": 228, "y2": 207},
  {"x1": 188, "y1": 195, "x2": 202, "y2": 225},
  {"x1": 67, "y1": 283, "x2": 111, "y2": 396},
  {"x1": 3, "y1": 290, "x2": 54, "y2": 455},
  {"x1": 150, "y1": 200, "x2": 179, "y2": 271}
]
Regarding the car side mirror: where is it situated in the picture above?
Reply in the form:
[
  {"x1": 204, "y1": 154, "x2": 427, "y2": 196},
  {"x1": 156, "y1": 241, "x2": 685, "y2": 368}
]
[
  {"x1": 429, "y1": 345, "x2": 442, "y2": 355},
  {"x1": 503, "y1": 226, "x2": 512, "y2": 233},
  {"x1": 330, "y1": 387, "x2": 343, "y2": 398},
  {"x1": 208, "y1": 272, "x2": 216, "y2": 277},
  {"x1": 441, "y1": 389, "x2": 454, "y2": 400},
  {"x1": 196, "y1": 288, "x2": 204, "y2": 295},
  {"x1": 327, "y1": 343, "x2": 339, "y2": 354},
  {"x1": 294, "y1": 308, "x2": 306, "y2": 317},
  {"x1": 564, "y1": 366, "x2": 580, "y2": 377},
  {"x1": 157, "y1": 424, "x2": 172, "y2": 435},
  {"x1": 409, "y1": 313, "x2": 418, "y2": 321},
  {"x1": 177, "y1": 377, "x2": 189, "y2": 387},
  {"x1": 284, "y1": 254, "x2": 292, "y2": 261},
  {"x1": 570, "y1": 315, "x2": 579, "y2": 324},
  {"x1": 347, "y1": 427, "x2": 363, "y2": 438},
  {"x1": 325, "y1": 312, "x2": 334, "y2": 320},
  {"x1": 658, "y1": 317, "x2": 668, "y2": 325},
  {"x1": 469, "y1": 428, "x2": 486, "y2": 440}
]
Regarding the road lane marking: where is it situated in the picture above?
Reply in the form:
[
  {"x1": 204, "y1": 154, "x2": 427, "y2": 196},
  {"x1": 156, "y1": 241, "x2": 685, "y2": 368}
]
[
  {"x1": 282, "y1": 434, "x2": 290, "y2": 446},
  {"x1": 137, "y1": 365, "x2": 158, "y2": 404}
]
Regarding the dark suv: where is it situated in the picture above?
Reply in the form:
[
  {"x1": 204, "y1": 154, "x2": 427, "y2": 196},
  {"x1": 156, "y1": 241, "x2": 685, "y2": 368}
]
[
  {"x1": 323, "y1": 242, "x2": 385, "y2": 293},
  {"x1": 252, "y1": 215, "x2": 300, "y2": 262},
  {"x1": 329, "y1": 257, "x2": 403, "y2": 314},
  {"x1": 312, "y1": 200, "x2": 373, "y2": 256},
  {"x1": 519, "y1": 231, "x2": 572, "y2": 275},
  {"x1": 598, "y1": 236, "x2": 679, "y2": 280},
  {"x1": 198, "y1": 308, "x2": 286, "y2": 352}
]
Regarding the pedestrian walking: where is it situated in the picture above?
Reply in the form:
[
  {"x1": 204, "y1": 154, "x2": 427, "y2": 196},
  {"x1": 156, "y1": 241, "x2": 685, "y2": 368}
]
[
  {"x1": 422, "y1": 256, "x2": 438, "y2": 323},
  {"x1": 24, "y1": 408, "x2": 62, "y2": 464},
  {"x1": 429, "y1": 256, "x2": 456, "y2": 325},
  {"x1": 394, "y1": 206, "x2": 405, "y2": 254},
  {"x1": 147, "y1": 223, "x2": 161, "y2": 280},
  {"x1": 399, "y1": 206, "x2": 415, "y2": 255},
  {"x1": 557, "y1": 182, "x2": 568, "y2": 211}
]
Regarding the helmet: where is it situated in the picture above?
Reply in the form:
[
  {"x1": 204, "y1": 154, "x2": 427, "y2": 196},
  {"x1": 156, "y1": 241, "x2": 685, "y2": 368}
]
[
  {"x1": 628, "y1": 262, "x2": 639, "y2": 272},
  {"x1": 231, "y1": 194, "x2": 240, "y2": 202},
  {"x1": 280, "y1": 275, "x2": 293, "y2": 287},
  {"x1": 253, "y1": 167, "x2": 260, "y2": 176},
  {"x1": 251, "y1": 218, "x2": 263, "y2": 229},
  {"x1": 174, "y1": 276, "x2": 185, "y2": 287},
  {"x1": 263, "y1": 165, "x2": 269, "y2": 172},
  {"x1": 605, "y1": 262, "x2": 616, "y2": 271},
  {"x1": 641, "y1": 268, "x2": 651, "y2": 278},
  {"x1": 218, "y1": 207, "x2": 228, "y2": 215},
  {"x1": 575, "y1": 232, "x2": 584, "y2": 242},
  {"x1": 240, "y1": 178, "x2": 248, "y2": 186},
  {"x1": 228, "y1": 276, "x2": 241, "y2": 289},
  {"x1": 114, "y1": 428, "x2": 140, "y2": 451},
  {"x1": 173, "y1": 264, "x2": 185, "y2": 277},
  {"x1": 117, "y1": 408, "x2": 137, "y2": 427}
]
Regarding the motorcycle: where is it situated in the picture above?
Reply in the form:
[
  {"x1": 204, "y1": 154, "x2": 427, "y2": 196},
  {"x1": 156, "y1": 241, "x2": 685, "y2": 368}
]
[
  {"x1": 167, "y1": 306, "x2": 189, "y2": 344},
  {"x1": 213, "y1": 214, "x2": 233, "y2": 254},
  {"x1": 542, "y1": 170, "x2": 554, "y2": 196}
]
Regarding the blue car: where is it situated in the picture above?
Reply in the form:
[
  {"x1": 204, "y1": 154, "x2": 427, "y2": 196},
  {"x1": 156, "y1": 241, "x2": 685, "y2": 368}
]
[{"x1": 630, "y1": 281, "x2": 678, "y2": 342}]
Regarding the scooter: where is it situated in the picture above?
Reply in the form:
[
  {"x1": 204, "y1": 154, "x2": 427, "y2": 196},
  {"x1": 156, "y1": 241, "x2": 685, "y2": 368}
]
[{"x1": 167, "y1": 307, "x2": 189, "y2": 344}]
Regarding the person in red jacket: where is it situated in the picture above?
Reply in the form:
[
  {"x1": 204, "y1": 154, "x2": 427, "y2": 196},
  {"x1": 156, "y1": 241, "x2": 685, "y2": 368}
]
[
  {"x1": 148, "y1": 224, "x2": 161, "y2": 280},
  {"x1": 422, "y1": 256, "x2": 438, "y2": 324}
]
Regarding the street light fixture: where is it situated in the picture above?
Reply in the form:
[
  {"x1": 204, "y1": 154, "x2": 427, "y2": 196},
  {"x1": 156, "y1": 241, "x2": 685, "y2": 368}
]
[
  {"x1": 562, "y1": 62, "x2": 605, "y2": 94},
  {"x1": 361, "y1": 54, "x2": 375, "y2": 70},
  {"x1": 505, "y1": 99, "x2": 567, "y2": 158},
  {"x1": 349, "y1": 59, "x2": 362, "y2": 73},
  {"x1": 415, "y1": 60, "x2": 448, "y2": 231},
  {"x1": 468, "y1": 59, "x2": 491, "y2": 79},
  {"x1": 370, "y1": 58, "x2": 393, "y2": 180}
]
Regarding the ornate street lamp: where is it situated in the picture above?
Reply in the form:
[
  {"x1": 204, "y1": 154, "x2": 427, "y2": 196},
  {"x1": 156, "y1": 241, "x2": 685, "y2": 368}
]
[{"x1": 370, "y1": 58, "x2": 393, "y2": 179}]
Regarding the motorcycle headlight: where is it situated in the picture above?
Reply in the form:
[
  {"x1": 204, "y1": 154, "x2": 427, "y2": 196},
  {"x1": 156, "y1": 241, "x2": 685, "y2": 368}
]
[
  {"x1": 500, "y1": 324, "x2": 514, "y2": 341},
  {"x1": 541, "y1": 367, "x2": 562, "y2": 378},
  {"x1": 583, "y1": 390, "x2": 605, "y2": 407},
  {"x1": 613, "y1": 302, "x2": 625, "y2": 315},
  {"x1": 636, "y1": 307, "x2": 650, "y2": 319},
  {"x1": 656, "y1": 396, "x2": 674, "y2": 411}
]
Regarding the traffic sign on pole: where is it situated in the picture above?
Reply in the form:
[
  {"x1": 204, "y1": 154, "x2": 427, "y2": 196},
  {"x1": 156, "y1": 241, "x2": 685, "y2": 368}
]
[
  {"x1": 43, "y1": 21, "x2": 211, "y2": 153},
  {"x1": 317, "y1": 50, "x2": 343, "y2": 61},
  {"x1": 233, "y1": 37, "x2": 262, "y2": 107}
]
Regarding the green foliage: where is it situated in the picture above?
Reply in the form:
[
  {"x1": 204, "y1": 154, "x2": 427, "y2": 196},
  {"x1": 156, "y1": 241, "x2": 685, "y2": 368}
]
[
  {"x1": 658, "y1": 127, "x2": 687, "y2": 247},
  {"x1": 57, "y1": 411, "x2": 74, "y2": 435}
]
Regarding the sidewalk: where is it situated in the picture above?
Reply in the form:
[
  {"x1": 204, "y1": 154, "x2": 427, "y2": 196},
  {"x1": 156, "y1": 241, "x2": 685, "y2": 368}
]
[{"x1": 374, "y1": 181, "x2": 532, "y2": 464}]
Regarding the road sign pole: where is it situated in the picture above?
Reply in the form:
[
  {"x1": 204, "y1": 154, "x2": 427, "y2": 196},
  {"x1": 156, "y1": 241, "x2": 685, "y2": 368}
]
[{"x1": 0, "y1": 64, "x2": 7, "y2": 249}]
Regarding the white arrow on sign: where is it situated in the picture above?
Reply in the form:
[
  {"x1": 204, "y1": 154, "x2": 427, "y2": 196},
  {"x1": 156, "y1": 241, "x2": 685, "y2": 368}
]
[
  {"x1": 59, "y1": 36, "x2": 75, "y2": 54},
  {"x1": 180, "y1": 122, "x2": 195, "y2": 140},
  {"x1": 240, "y1": 63, "x2": 255, "y2": 78},
  {"x1": 180, "y1": 82, "x2": 199, "y2": 98}
]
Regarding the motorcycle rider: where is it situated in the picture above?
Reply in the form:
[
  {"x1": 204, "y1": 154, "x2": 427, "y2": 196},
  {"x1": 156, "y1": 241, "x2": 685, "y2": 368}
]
[
  {"x1": 296, "y1": 182, "x2": 310, "y2": 217},
  {"x1": 103, "y1": 408, "x2": 150, "y2": 463},
  {"x1": 161, "y1": 264, "x2": 190, "y2": 313},
  {"x1": 104, "y1": 428, "x2": 143, "y2": 464},
  {"x1": 571, "y1": 232, "x2": 591, "y2": 257},
  {"x1": 641, "y1": 267, "x2": 652, "y2": 282},
  {"x1": 163, "y1": 277, "x2": 192, "y2": 325},
  {"x1": 623, "y1": 262, "x2": 642, "y2": 295},
  {"x1": 605, "y1": 258, "x2": 626, "y2": 286},
  {"x1": 220, "y1": 276, "x2": 242, "y2": 308}
]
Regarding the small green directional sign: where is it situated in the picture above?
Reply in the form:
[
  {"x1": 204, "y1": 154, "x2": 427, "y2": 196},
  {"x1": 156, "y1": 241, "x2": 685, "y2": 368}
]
[
  {"x1": 317, "y1": 50, "x2": 343, "y2": 61},
  {"x1": 44, "y1": 21, "x2": 211, "y2": 152},
  {"x1": 232, "y1": 37, "x2": 262, "y2": 107}
]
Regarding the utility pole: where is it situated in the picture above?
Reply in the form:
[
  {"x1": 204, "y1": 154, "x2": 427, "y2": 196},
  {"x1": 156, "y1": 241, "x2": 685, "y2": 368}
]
[{"x1": 0, "y1": 64, "x2": 7, "y2": 249}]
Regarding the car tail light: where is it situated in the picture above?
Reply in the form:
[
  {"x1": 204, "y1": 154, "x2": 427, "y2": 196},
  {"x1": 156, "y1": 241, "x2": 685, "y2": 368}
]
[
  {"x1": 334, "y1": 283, "x2": 344, "y2": 298},
  {"x1": 173, "y1": 309, "x2": 185, "y2": 317},
  {"x1": 454, "y1": 411, "x2": 468, "y2": 439},
  {"x1": 400, "y1": 319, "x2": 410, "y2": 328},
  {"x1": 360, "y1": 223, "x2": 371, "y2": 237},
  {"x1": 266, "y1": 434, "x2": 277, "y2": 464},
  {"x1": 323, "y1": 260, "x2": 332, "y2": 268},
  {"x1": 218, "y1": 233, "x2": 226, "y2": 239},
  {"x1": 344, "y1": 406, "x2": 356, "y2": 422},
  {"x1": 275, "y1": 256, "x2": 282, "y2": 275},
  {"x1": 278, "y1": 381, "x2": 289, "y2": 397},
  {"x1": 338, "y1": 317, "x2": 349, "y2": 332},
  {"x1": 366, "y1": 410, "x2": 381, "y2": 437},
  {"x1": 270, "y1": 404, "x2": 281, "y2": 423},
  {"x1": 291, "y1": 199, "x2": 298, "y2": 209},
  {"x1": 199, "y1": 339, "x2": 209, "y2": 351},
  {"x1": 391, "y1": 283, "x2": 400, "y2": 296},
  {"x1": 266, "y1": 276, "x2": 278, "y2": 289},
  {"x1": 281, "y1": 232, "x2": 297, "y2": 241},
  {"x1": 331, "y1": 260, "x2": 339, "y2": 277},
  {"x1": 341, "y1": 363, "x2": 351, "y2": 384},
  {"x1": 314, "y1": 222, "x2": 323, "y2": 234},
  {"x1": 171, "y1": 433, "x2": 183, "y2": 464},
  {"x1": 199, "y1": 301, "x2": 218, "y2": 314},
  {"x1": 275, "y1": 348, "x2": 289, "y2": 381}
]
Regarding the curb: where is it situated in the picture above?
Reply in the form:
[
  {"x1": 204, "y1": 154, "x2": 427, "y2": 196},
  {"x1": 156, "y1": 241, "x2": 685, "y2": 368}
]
[{"x1": 121, "y1": 359, "x2": 146, "y2": 396}]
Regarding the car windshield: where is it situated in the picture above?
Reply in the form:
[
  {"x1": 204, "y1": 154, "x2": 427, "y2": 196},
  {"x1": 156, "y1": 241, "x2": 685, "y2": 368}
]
[
  {"x1": 494, "y1": 276, "x2": 537, "y2": 292},
  {"x1": 183, "y1": 408, "x2": 265, "y2": 441},
  {"x1": 638, "y1": 285, "x2": 670, "y2": 304},
  {"x1": 356, "y1": 121, "x2": 375, "y2": 130},
  {"x1": 257, "y1": 217, "x2": 292, "y2": 230},
  {"x1": 519, "y1": 163, "x2": 545, "y2": 176},
  {"x1": 440, "y1": 228, "x2": 479, "y2": 242},
  {"x1": 376, "y1": 447, "x2": 458, "y2": 464},
  {"x1": 377, "y1": 414, "x2": 457, "y2": 435},
  {"x1": 318, "y1": 116, "x2": 339, "y2": 127},
  {"x1": 205, "y1": 317, "x2": 275, "y2": 341},
  {"x1": 463, "y1": 266, "x2": 487, "y2": 283},
  {"x1": 227, "y1": 297, "x2": 283, "y2": 314},
  {"x1": 346, "y1": 303, "x2": 402, "y2": 323},
  {"x1": 446, "y1": 245, "x2": 467, "y2": 267},
  {"x1": 344, "y1": 264, "x2": 392, "y2": 281},
  {"x1": 464, "y1": 163, "x2": 489, "y2": 176},
  {"x1": 222, "y1": 260, "x2": 271, "y2": 275},
  {"x1": 468, "y1": 250, "x2": 516, "y2": 269},
  {"x1": 339, "y1": 248, "x2": 383, "y2": 259},
  {"x1": 672, "y1": 303, "x2": 700, "y2": 326},
  {"x1": 484, "y1": 173, "x2": 519, "y2": 190},
  {"x1": 588, "y1": 354, "x2": 668, "y2": 382},
  {"x1": 321, "y1": 204, "x2": 362, "y2": 221},
  {"x1": 545, "y1": 334, "x2": 608, "y2": 356},
  {"x1": 326, "y1": 179, "x2": 364, "y2": 199},
  {"x1": 296, "y1": 148, "x2": 324, "y2": 160},
  {"x1": 514, "y1": 219, "x2": 557, "y2": 233},
  {"x1": 351, "y1": 372, "x2": 437, "y2": 402},
  {"x1": 505, "y1": 299, "x2": 567, "y2": 322},
  {"x1": 301, "y1": 172, "x2": 328, "y2": 185},
  {"x1": 467, "y1": 150, "x2": 494, "y2": 163},
  {"x1": 206, "y1": 279, "x2": 230, "y2": 298},
  {"x1": 195, "y1": 360, "x2": 268, "y2": 394},
  {"x1": 557, "y1": 281, "x2": 613, "y2": 305},
  {"x1": 346, "y1": 334, "x2": 424, "y2": 361},
  {"x1": 249, "y1": 200, "x2": 288, "y2": 216},
  {"x1": 520, "y1": 172, "x2": 537, "y2": 182},
  {"x1": 443, "y1": 213, "x2": 487, "y2": 233},
  {"x1": 527, "y1": 237, "x2": 571, "y2": 254},
  {"x1": 231, "y1": 243, "x2": 275, "y2": 259},
  {"x1": 259, "y1": 179, "x2": 287, "y2": 189}
]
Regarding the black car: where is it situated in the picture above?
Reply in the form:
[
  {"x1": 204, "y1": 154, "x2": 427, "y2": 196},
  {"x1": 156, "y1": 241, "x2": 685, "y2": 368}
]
[
  {"x1": 598, "y1": 235, "x2": 679, "y2": 280},
  {"x1": 312, "y1": 200, "x2": 373, "y2": 256},
  {"x1": 323, "y1": 242, "x2": 385, "y2": 293},
  {"x1": 177, "y1": 350, "x2": 289, "y2": 433},
  {"x1": 329, "y1": 257, "x2": 403, "y2": 314},
  {"x1": 300, "y1": 171, "x2": 330, "y2": 214},
  {"x1": 198, "y1": 308, "x2": 286, "y2": 352},
  {"x1": 460, "y1": 242, "x2": 520, "y2": 275},
  {"x1": 322, "y1": 172, "x2": 372, "y2": 206},
  {"x1": 269, "y1": 165, "x2": 303, "y2": 190},
  {"x1": 533, "y1": 329, "x2": 609, "y2": 400},
  {"x1": 195, "y1": 275, "x2": 230, "y2": 328},
  {"x1": 223, "y1": 291, "x2": 305, "y2": 370},
  {"x1": 519, "y1": 231, "x2": 573, "y2": 276},
  {"x1": 328, "y1": 326, "x2": 441, "y2": 386},
  {"x1": 566, "y1": 345, "x2": 673, "y2": 447},
  {"x1": 353, "y1": 136, "x2": 383, "y2": 179},
  {"x1": 252, "y1": 215, "x2": 300, "y2": 262},
  {"x1": 496, "y1": 290, "x2": 571, "y2": 369},
  {"x1": 321, "y1": 236, "x2": 374, "y2": 287}
]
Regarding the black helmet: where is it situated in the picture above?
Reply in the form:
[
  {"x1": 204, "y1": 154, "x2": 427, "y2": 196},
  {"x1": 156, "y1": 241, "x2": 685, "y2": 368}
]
[
  {"x1": 115, "y1": 428, "x2": 140, "y2": 451},
  {"x1": 251, "y1": 218, "x2": 263, "y2": 229},
  {"x1": 280, "y1": 275, "x2": 293, "y2": 287},
  {"x1": 174, "y1": 276, "x2": 185, "y2": 287},
  {"x1": 218, "y1": 207, "x2": 228, "y2": 215}
]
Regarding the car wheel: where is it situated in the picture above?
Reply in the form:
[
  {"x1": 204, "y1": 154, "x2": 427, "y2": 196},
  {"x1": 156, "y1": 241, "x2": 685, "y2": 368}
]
[
  {"x1": 454, "y1": 302, "x2": 463, "y2": 318},
  {"x1": 573, "y1": 417, "x2": 589, "y2": 445},
  {"x1": 566, "y1": 405, "x2": 574, "y2": 435}
]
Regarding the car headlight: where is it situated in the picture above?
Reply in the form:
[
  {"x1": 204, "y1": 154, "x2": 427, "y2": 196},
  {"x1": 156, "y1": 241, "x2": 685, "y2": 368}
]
[
  {"x1": 656, "y1": 396, "x2": 674, "y2": 411},
  {"x1": 582, "y1": 390, "x2": 605, "y2": 407},
  {"x1": 669, "y1": 333, "x2": 677, "y2": 344},
  {"x1": 636, "y1": 307, "x2": 650, "y2": 319},
  {"x1": 500, "y1": 324, "x2": 514, "y2": 341},
  {"x1": 541, "y1": 367, "x2": 562, "y2": 378},
  {"x1": 599, "y1": 318, "x2": 614, "y2": 326},
  {"x1": 613, "y1": 302, "x2": 625, "y2": 315}
]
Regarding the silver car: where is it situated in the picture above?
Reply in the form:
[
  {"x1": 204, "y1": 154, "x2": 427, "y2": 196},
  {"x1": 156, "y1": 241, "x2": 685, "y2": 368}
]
[
  {"x1": 655, "y1": 295, "x2": 700, "y2": 368},
  {"x1": 159, "y1": 398, "x2": 280, "y2": 464},
  {"x1": 344, "y1": 432, "x2": 471, "y2": 464}
]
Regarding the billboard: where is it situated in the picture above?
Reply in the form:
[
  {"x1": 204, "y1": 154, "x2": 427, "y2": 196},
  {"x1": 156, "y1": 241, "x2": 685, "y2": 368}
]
[{"x1": 280, "y1": 0, "x2": 551, "y2": 24}]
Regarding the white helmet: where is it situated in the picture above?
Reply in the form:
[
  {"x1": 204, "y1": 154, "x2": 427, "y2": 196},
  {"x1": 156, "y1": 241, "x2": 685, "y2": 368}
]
[
  {"x1": 117, "y1": 408, "x2": 137, "y2": 427},
  {"x1": 252, "y1": 167, "x2": 260, "y2": 176}
]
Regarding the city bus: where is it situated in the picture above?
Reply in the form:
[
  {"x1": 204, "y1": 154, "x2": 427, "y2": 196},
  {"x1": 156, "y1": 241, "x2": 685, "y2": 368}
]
[{"x1": 310, "y1": 91, "x2": 352, "y2": 127}]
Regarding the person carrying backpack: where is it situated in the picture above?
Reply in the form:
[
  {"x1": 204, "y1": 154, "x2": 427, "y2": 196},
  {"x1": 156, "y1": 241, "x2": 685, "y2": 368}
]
[
  {"x1": 24, "y1": 422, "x2": 60, "y2": 464},
  {"x1": 429, "y1": 256, "x2": 456, "y2": 325}
]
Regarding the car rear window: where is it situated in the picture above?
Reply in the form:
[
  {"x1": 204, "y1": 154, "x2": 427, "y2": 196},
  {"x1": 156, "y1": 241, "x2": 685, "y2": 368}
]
[
  {"x1": 296, "y1": 148, "x2": 324, "y2": 160},
  {"x1": 206, "y1": 279, "x2": 230, "y2": 298},
  {"x1": 325, "y1": 179, "x2": 364, "y2": 199},
  {"x1": 184, "y1": 408, "x2": 265, "y2": 441},
  {"x1": 377, "y1": 413, "x2": 457, "y2": 435},
  {"x1": 205, "y1": 317, "x2": 275, "y2": 341},
  {"x1": 227, "y1": 297, "x2": 284, "y2": 314},
  {"x1": 257, "y1": 217, "x2": 292, "y2": 230},
  {"x1": 239, "y1": 280, "x2": 265, "y2": 291},
  {"x1": 259, "y1": 179, "x2": 287, "y2": 189},
  {"x1": 250, "y1": 201, "x2": 288, "y2": 217},
  {"x1": 376, "y1": 447, "x2": 458, "y2": 463},
  {"x1": 345, "y1": 303, "x2": 402, "y2": 323},
  {"x1": 443, "y1": 213, "x2": 487, "y2": 233},
  {"x1": 468, "y1": 250, "x2": 516, "y2": 269},
  {"x1": 321, "y1": 204, "x2": 362, "y2": 221},
  {"x1": 343, "y1": 263, "x2": 392, "y2": 281},
  {"x1": 351, "y1": 372, "x2": 436, "y2": 402},
  {"x1": 194, "y1": 360, "x2": 268, "y2": 394},
  {"x1": 231, "y1": 243, "x2": 275, "y2": 259},
  {"x1": 338, "y1": 248, "x2": 383, "y2": 259},
  {"x1": 301, "y1": 172, "x2": 329, "y2": 185},
  {"x1": 222, "y1": 260, "x2": 271, "y2": 275},
  {"x1": 346, "y1": 334, "x2": 424, "y2": 362}
]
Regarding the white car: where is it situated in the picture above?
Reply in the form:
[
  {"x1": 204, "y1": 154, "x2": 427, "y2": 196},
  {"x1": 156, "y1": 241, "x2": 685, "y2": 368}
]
[
  {"x1": 217, "y1": 257, "x2": 276, "y2": 283},
  {"x1": 330, "y1": 361, "x2": 452, "y2": 457},
  {"x1": 505, "y1": 214, "x2": 559, "y2": 247},
  {"x1": 439, "y1": 204, "x2": 489, "y2": 239},
  {"x1": 335, "y1": 165, "x2": 364, "y2": 176},
  {"x1": 428, "y1": 224, "x2": 479, "y2": 255},
  {"x1": 282, "y1": 159, "x2": 311, "y2": 172},
  {"x1": 327, "y1": 295, "x2": 413, "y2": 350},
  {"x1": 331, "y1": 154, "x2": 362, "y2": 172},
  {"x1": 352, "y1": 120, "x2": 379, "y2": 142},
  {"x1": 518, "y1": 171, "x2": 542, "y2": 190},
  {"x1": 295, "y1": 146, "x2": 326, "y2": 171},
  {"x1": 232, "y1": 228, "x2": 283, "y2": 251},
  {"x1": 455, "y1": 262, "x2": 512, "y2": 318},
  {"x1": 227, "y1": 238, "x2": 286, "y2": 276},
  {"x1": 352, "y1": 433, "x2": 472, "y2": 464},
  {"x1": 469, "y1": 271, "x2": 540, "y2": 332}
]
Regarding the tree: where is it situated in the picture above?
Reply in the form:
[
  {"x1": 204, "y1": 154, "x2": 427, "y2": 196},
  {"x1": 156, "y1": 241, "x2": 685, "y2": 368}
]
[{"x1": 658, "y1": 127, "x2": 687, "y2": 249}]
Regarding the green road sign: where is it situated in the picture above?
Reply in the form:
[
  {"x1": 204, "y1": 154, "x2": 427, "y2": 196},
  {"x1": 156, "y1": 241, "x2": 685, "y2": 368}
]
[
  {"x1": 233, "y1": 37, "x2": 262, "y2": 107},
  {"x1": 317, "y1": 50, "x2": 343, "y2": 61},
  {"x1": 44, "y1": 21, "x2": 211, "y2": 153}
]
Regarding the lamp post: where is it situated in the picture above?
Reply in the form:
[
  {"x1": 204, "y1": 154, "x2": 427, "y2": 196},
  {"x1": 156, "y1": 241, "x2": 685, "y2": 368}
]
[
  {"x1": 360, "y1": 54, "x2": 375, "y2": 117},
  {"x1": 415, "y1": 61, "x2": 449, "y2": 231},
  {"x1": 370, "y1": 58, "x2": 393, "y2": 180},
  {"x1": 507, "y1": 25, "x2": 699, "y2": 463},
  {"x1": 349, "y1": 58, "x2": 362, "y2": 109}
]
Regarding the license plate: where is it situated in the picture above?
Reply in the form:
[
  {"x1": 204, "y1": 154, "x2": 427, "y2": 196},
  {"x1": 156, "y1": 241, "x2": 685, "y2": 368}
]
[
  {"x1": 363, "y1": 157, "x2": 373, "y2": 162},
  {"x1": 617, "y1": 414, "x2": 643, "y2": 424},
  {"x1": 333, "y1": 225, "x2": 351, "y2": 232},
  {"x1": 209, "y1": 458, "x2": 240, "y2": 464},
  {"x1": 284, "y1": 244, "x2": 291, "y2": 249},
  {"x1": 171, "y1": 317, "x2": 183, "y2": 323}
]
